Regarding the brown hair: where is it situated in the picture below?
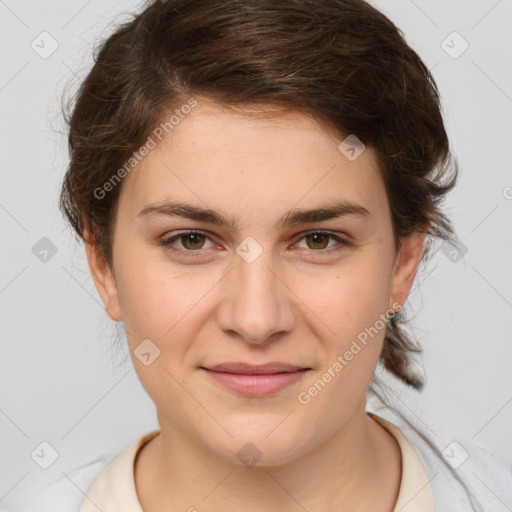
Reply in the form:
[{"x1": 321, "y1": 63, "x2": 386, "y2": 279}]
[{"x1": 59, "y1": 0, "x2": 458, "y2": 389}]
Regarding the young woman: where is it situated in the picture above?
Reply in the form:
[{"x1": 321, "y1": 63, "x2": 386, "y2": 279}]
[{"x1": 34, "y1": 0, "x2": 512, "y2": 510}]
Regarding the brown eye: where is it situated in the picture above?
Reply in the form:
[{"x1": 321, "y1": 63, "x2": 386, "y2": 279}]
[
  {"x1": 294, "y1": 230, "x2": 350, "y2": 255},
  {"x1": 304, "y1": 232, "x2": 331, "y2": 250},
  {"x1": 160, "y1": 230, "x2": 216, "y2": 256},
  {"x1": 180, "y1": 232, "x2": 207, "y2": 250}
]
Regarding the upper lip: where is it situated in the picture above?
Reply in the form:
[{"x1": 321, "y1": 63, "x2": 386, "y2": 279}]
[{"x1": 203, "y1": 362, "x2": 309, "y2": 374}]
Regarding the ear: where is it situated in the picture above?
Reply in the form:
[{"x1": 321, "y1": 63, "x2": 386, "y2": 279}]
[
  {"x1": 388, "y1": 228, "x2": 428, "y2": 312},
  {"x1": 83, "y1": 227, "x2": 123, "y2": 322}
]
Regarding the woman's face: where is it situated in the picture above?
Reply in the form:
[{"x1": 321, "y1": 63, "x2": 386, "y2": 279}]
[{"x1": 87, "y1": 98, "x2": 425, "y2": 466}]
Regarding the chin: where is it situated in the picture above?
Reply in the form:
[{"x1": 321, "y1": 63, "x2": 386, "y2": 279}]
[{"x1": 205, "y1": 420, "x2": 310, "y2": 468}]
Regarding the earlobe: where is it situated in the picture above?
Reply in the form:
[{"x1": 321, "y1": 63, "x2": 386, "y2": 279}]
[
  {"x1": 389, "y1": 230, "x2": 428, "y2": 311},
  {"x1": 83, "y1": 228, "x2": 123, "y2": 322}
]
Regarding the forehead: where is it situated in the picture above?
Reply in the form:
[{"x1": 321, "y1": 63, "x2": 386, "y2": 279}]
[{"x1": 118, "y1": 100, "x2": 387, "y2": 225}]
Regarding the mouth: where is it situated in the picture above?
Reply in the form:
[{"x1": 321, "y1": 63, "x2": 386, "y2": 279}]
[{"x1": 200, "y1": 362, "x2": 311, "y2": 397}]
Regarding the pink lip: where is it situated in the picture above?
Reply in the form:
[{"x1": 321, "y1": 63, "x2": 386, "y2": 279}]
[{"x1": 201, "y1": 362, "x2": 310, "y2": 397}]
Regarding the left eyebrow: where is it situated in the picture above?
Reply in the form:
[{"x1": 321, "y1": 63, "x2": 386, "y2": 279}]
[
  {"x1": 276, "y1": 201, "x2": 373, "y2": 230},
  {"x1": 137, "y1": 199, "x2": 373, "y2": 231}
]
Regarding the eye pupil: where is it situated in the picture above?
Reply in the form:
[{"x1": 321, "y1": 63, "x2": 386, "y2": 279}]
[
  {"x1": 182, "y1": 233, "x2": 205, "y2": 250},
  {"x1": 307, "y1": 233, "x2": 329, "y2": 250}
]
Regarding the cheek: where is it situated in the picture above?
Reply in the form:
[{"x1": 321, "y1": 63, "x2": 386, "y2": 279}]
[
  {"x1": 291, "y1": 257, "x2": 392, "y2": 402},
  {"x1": 294, "y1": 266, "x2": 391, "y2": 428},
  {"x1": 293, "y1": 258, "x2": 392, "y2": 343},
  {"x1": 115, "y1": 250, "x2": 220, "y2": 361},
  {"x1": 113, "y1": 250, "x2": 175, "y2": 351},
  {"x1": 115, "y1": 268, "x2": 161, "y2": 341},
  {"x1": 114, "y1": 257, "x2": 204, "y2": 411}
]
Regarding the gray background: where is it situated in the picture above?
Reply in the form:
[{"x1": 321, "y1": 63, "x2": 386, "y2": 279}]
[{"x1": 1, "y1": 0, "x2": 511, "y2": 508}]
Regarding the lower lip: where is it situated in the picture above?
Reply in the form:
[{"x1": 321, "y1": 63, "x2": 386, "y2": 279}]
[{"x1": 202, "y1": 369, "x2": 309, "y2": 396}]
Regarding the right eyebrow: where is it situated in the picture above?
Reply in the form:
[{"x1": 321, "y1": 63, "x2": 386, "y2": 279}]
[{"x1": 138, "y1": 201, "x2": 241, "y2": 231}]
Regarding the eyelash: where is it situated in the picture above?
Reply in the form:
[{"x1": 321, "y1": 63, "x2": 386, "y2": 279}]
[{"x1": 159, "y1": 229, "x2": 351, "y2": 259}]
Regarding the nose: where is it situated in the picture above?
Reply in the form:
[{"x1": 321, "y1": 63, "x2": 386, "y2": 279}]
[{"x1": 215, "y1": 251, "x2": 296, "y2": 346}]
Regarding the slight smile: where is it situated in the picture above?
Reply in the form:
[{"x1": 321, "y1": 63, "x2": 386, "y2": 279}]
[{"x1": 200, "y1": 362, "x2": 312, "y2": 397}]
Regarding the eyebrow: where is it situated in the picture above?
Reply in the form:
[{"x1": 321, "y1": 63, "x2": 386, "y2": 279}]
[{"x1": 137, "y1": 200, "x2": 373, "y2": 231}]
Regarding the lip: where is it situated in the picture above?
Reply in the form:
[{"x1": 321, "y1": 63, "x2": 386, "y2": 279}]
[
  {"x1": 206, "y1": 362, "x2": 307, "y2": 374},
  {"x1": 201, "y1": 362, "x2": 311, "y2": 397}
]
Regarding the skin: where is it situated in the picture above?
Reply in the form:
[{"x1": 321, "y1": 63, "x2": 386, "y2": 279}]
[{"x1": 85, "y1": 97, "x2": 427, "y2": 511}]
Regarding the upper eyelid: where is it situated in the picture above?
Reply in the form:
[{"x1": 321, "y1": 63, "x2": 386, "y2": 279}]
[{"x1": 161, "y1": 229, "x2": 219, "y2": 244}]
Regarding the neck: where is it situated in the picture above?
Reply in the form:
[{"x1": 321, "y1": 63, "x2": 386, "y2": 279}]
[{"x1": 135, "y1": 401, "x2": 401, "y2": 512}]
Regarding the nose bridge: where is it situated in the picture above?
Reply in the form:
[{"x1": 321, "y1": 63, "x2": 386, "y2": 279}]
[
  {"x1": 239, "y1": 251, "x2": 279, "y2": 303},
  {"x1": 216, "y1": 246, "x2": 295, "y2": 344}
]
